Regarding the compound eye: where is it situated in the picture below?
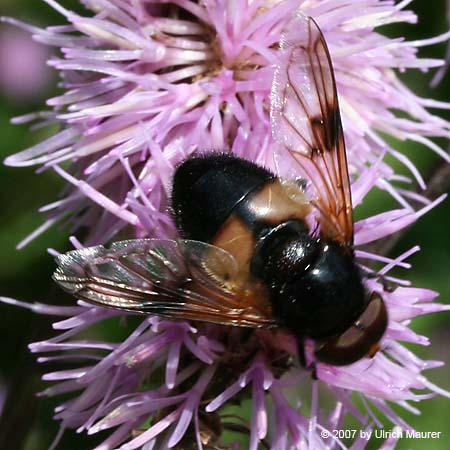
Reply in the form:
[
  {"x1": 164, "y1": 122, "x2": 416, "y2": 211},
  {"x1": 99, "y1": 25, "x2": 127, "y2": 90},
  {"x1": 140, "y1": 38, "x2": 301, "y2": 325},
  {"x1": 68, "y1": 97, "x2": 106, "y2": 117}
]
[{"x1": 314, "y1": 292, "x2": 388, "y2": 366}]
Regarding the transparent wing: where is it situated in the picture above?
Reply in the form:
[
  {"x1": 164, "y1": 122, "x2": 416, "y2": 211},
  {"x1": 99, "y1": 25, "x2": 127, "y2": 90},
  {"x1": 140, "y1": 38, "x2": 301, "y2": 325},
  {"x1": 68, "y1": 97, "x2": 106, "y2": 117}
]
[
  {"x1": 271, "y1": 14, "x2": 353, "y2": 245},
  {"x1": 53, "y1": 239, "x2": 276, "y2": 328}
]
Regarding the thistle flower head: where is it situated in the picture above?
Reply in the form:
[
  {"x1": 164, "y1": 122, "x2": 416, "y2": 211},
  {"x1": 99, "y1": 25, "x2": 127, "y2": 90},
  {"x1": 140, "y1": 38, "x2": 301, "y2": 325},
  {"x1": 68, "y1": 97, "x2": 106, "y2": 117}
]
[
  {"x1": 4, "y1": 0, "x2": 450, "y2": 245},
  {"x1": 2, "y1": 1, "x2": 450, "y2": 449}
]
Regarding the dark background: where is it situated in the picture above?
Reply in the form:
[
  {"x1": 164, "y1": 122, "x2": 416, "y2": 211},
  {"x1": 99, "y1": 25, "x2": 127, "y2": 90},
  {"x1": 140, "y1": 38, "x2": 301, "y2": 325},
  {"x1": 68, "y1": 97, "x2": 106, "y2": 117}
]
[{"x1": 0, "y1": 1, "x2": 449, "y2": 449}]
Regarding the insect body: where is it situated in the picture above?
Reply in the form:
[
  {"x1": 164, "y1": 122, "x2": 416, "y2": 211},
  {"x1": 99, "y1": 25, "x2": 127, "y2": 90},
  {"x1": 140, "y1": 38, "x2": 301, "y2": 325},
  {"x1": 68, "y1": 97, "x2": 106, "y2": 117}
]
[{"x1": 53, "y1": 16, "x2": 387, "y2": 366}]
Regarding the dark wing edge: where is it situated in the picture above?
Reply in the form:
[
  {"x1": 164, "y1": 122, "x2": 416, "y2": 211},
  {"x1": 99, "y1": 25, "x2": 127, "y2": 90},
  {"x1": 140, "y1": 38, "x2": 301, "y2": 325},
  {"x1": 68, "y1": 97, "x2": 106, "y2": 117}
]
[
  {"x1": 53, "y1": 239, "x2": 277, "y2": 328},
  {"x1": 271, "y1": 14, "x2": 354, "y2": 245}
]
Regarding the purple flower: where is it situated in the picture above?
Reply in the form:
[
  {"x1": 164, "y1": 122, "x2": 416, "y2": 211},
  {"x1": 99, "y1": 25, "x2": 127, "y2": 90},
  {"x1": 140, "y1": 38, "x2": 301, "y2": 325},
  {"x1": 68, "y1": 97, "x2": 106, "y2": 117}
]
[
  {"x1": 4, "y1": 0, "x2": 450, "y2": 245},
  {"x1": 0, "y1": 26, "x2": 53, "y2": 102},
  {"x1": 2, "y1": 1, "x2": 450, "y2": 450}
]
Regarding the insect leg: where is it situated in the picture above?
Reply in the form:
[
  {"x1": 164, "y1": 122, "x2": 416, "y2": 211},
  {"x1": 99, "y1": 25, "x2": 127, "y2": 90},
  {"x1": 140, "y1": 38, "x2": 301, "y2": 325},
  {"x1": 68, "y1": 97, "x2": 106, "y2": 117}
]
[{"x1": 297, "y1": 336, "x2": 307, "y2": 368}]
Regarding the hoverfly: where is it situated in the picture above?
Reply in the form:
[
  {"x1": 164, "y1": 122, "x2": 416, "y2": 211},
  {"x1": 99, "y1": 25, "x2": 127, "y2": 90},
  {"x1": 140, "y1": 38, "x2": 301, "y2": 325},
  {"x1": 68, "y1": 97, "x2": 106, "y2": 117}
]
[{"x1": 53, "y1": 15, "x2": 387, "y2": 366}]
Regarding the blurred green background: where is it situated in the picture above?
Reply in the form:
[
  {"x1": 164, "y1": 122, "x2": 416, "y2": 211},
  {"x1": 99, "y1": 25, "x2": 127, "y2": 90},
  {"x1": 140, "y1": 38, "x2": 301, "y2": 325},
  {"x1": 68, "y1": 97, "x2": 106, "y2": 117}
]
[{"x1": 0, "y1": 1, "x2": 449, "y2": 449}]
